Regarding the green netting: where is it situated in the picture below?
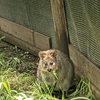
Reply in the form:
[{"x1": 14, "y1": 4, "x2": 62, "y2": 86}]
[
  {"x1": 0, "y1": 0, "x2": 56, "y2": 48},
  {"x1": 1, "y1": 0, "x2": 100, "y2": 68},
  {"x1": 65, "y1": 0, "x2": 100, "y2": 68}
]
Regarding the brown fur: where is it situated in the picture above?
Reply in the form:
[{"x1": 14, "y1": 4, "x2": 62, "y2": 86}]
[{"x1": 37, "y1": 49, "x2": 74, "y2": 95}]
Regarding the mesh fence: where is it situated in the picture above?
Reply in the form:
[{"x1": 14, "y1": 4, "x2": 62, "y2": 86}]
[
  {"x1": 65, "y1": 0, "x2": 100, "y2": 68},
  {"x1": 0, "y1": 0, "x2": 56, "y2": 48},
  {"x1": 0, "y1": 0, "x2": 100, "y2": 68}
]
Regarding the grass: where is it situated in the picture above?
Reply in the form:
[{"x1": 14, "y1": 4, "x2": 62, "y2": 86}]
[
  {"x1": 0, "y1": 37, "x2": 96, "y2": 100},
  {"x1": 70, "y1": 77, "x2": 96, "y2": 100},
  {"x1": 0, "y1": 69, "x2": 96, "y2": 100}
]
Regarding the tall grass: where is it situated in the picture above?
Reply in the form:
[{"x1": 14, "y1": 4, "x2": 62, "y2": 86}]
[
  {"x1": 70, "y1": 77, "x2": 96, "y2": 100},
  {"x1": 0, "y1": 68, "x2": 58, "y2": 100},
  {"x1": 0, "y1": 69, "x2": 96, "y2": 100}
]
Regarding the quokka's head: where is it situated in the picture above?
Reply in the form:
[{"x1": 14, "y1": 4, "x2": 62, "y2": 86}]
[{"x1": 38, "y1": 50, "x2": 58, "y2": 72}]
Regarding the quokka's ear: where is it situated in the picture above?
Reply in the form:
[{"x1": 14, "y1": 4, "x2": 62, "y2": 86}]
[
  {"x1": 38, "y1": 51, "x2": 46, "y2": 59},
  {"x1": 50, "y1": 50, "x2": 57, "y2": 57}
]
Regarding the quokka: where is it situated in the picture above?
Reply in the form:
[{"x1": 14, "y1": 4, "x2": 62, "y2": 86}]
[{"x1": 37, "y1": 49, "x2": 74, "y2": 96}]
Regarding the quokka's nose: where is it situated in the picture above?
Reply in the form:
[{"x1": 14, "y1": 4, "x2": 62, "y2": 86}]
[{"x1": 47, "y1": 69, "x2": 52, "y2": 72}]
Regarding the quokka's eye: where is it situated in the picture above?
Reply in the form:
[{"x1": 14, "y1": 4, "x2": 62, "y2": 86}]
[
  {"x1": 50, "y1": 62, "x2": 53, "y2": 65},
  {"x1": 44, "y1": 62, "x2": 47, "y2": 66},
  {"x1": 43, "y1": 61, "x2": 48, "y2": 67}
]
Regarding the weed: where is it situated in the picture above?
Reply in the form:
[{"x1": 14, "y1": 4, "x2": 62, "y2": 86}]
[
  {"x1": 20, "y1": 51, "x2": 29, "y2": 58},
  {"x1": 13, "y1": 46, "x2": 18, "y2": 52},
  {"x1": 0, "y1": 36, "x2": 5, "y2": 41},
  {"x1": 70, "y1": 77, "x2": 96, "y2": 100},
  {"x1": 52, "y1": 70, "x2": 58, "y2": 79}
]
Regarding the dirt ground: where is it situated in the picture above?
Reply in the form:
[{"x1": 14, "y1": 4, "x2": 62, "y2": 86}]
[{"x1": 0, "y1": 40, "x2": 38, "y2": 75}]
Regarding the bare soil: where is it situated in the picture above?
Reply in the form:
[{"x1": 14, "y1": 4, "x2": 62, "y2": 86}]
[{"x1": 0, "y1": 40, "x2": 38, "y2": 75}]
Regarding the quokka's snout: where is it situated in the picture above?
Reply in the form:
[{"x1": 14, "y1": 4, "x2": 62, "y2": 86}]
[{"x1": 47, "y1": 68, "x2": 52, "y2": 72}]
